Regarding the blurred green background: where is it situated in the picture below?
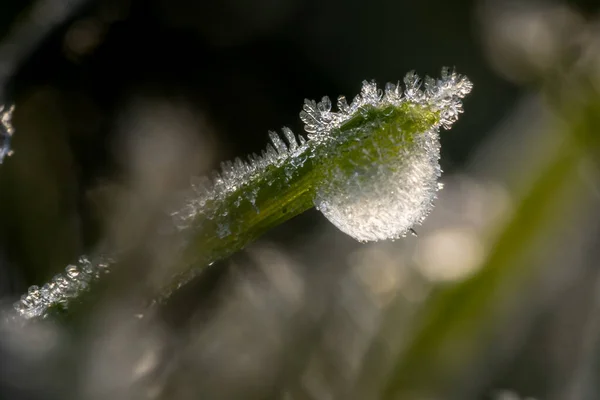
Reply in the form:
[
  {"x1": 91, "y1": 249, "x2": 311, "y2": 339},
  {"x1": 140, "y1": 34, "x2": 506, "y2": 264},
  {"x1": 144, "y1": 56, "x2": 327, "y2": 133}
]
[{"x1": 2, "y1": 0, "x2": 600, "y2": 399}]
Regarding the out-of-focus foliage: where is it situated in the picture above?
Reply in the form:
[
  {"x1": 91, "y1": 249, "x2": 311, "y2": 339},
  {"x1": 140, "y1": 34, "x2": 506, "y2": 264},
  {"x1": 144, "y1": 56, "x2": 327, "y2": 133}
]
[{"x1": 2, "y1": 0, "x2": 600, "y2": 400}]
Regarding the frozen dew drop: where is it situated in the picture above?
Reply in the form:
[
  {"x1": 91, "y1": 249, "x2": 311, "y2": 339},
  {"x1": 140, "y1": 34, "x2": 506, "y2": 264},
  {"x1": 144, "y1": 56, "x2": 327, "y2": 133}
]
[
  {"x1": 315, "y1": 129, "x2": 442, "y2": 242},
  {"x1": 313, "y1": 69, "x2": 471, "y2": 242}
]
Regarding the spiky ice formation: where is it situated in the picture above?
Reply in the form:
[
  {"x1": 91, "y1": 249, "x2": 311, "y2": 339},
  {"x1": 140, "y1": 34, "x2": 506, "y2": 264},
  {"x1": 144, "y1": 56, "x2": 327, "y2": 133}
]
[
  {"x1": 300, "y1": 68, "x2": 472, "y2": 136},
  {"x1": 0, "y1": 104, "x2": 15, "y2": 163},
  {"x1": 170, "y1": 125, "x2": 309, "y2": 231},
  {"x1": 12, "y1": 255, "x2": 112, "y2": 320}
]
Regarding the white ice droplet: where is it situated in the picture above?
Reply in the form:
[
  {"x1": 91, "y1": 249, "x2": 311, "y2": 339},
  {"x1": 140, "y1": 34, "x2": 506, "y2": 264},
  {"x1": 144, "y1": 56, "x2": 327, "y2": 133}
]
[
  {"x1": 315, "y1": 129, "x2": 442, "y2": 242},
  {"x1": 312, "y1": 69, "x2": 471, "y2": 242}
]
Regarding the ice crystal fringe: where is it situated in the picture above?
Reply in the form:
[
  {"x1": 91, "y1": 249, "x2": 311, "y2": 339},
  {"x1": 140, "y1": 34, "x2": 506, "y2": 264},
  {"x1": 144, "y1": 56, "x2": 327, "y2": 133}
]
[
  {"x1": 8, "y1": 255, "x2": 113, "y2": 321},
  {"x1": 0, "y1": 104, "x2": 15, "y2": 163},
  {"x1": 11, "y1": 68, "x2": 472, "y2": 320}
]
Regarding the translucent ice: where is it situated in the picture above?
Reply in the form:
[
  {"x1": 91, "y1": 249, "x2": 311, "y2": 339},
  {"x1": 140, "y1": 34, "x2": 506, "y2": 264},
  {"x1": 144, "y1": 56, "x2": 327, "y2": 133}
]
[{"x1": 315, "y1": 128, "x2": 442, "y2": 242}]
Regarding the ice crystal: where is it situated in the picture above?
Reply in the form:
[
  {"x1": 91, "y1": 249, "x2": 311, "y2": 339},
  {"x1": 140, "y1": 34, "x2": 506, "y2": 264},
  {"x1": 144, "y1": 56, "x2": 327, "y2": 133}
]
[
  {"x1": 12, "y1": 255, "x2": 113, "y2": 320},
  {"x1": 315, "y1": 127, "x2": 442, "y2": 242},
  {"x1": 170, "y1": 125, "x2": 308, "y2": 231},
  {"x1": 300, "y1": 67, "x2": 471, "y2": 135},
  {"x1": 0, "y1": 104, "x2": 15, "y2": 163}
]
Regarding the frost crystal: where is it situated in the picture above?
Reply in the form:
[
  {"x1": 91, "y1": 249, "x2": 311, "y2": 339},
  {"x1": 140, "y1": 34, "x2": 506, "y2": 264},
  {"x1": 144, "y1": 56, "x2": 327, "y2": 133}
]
[
  {"x1": 171, "y1": 125, "x2": 308, "y2": 231},
  {"x1": 315, "y1": 128, "x2": 442, "y2": 242},
  {"x1": 12, "y1": 255, "x2": 113, "y2": 320},
  {"x1": 300, "y1": 67, "x2": 472, "y2": 135},
  {"x1": 0, "y1": 104, "x2": 15, "y2": 163}
]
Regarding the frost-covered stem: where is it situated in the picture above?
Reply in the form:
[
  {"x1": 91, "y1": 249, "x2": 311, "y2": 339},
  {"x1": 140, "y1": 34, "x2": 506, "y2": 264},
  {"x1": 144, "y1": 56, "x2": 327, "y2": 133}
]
[
  {"x1": 161, "y1": 102, "x2": 440, "y2": 296},
  {"x1": 161, "y1": 151, "x2": 318, "y2": 296},
  {"x1": 12, "y1": 68, "x2": 472, "y2": 319}
]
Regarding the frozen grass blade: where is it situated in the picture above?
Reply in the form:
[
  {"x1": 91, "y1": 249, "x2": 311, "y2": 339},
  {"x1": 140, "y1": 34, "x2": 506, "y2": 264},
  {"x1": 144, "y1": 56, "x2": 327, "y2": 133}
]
[{"x1": 12, "y1": 68, "x2": 472, "y2": 319}]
